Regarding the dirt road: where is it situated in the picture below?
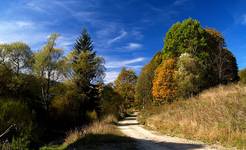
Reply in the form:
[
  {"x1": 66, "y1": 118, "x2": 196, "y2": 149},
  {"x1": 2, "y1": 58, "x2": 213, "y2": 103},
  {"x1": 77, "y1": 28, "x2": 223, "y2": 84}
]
[{"x1": 117, "y1": 114, "x2": 225, "y2": 150}]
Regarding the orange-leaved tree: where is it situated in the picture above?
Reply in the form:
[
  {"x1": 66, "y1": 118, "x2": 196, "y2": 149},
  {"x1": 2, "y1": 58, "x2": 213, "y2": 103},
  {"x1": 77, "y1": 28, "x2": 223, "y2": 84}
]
[{"x1": 152, "y1": 58, "x2": 177, "y2": 103}]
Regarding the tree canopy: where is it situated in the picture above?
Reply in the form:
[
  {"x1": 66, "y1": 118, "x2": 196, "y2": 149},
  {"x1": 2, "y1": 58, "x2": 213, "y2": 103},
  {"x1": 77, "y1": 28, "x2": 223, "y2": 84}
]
[{"x1": 163, "y1": 18, "x2": 207, "y2": 58}]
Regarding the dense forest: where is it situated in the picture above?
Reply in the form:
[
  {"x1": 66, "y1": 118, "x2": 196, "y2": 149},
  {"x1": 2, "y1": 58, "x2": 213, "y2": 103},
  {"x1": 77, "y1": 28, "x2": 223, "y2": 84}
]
[{"x1": 0, "y1": 18, "x2": 245, "y2": 149}]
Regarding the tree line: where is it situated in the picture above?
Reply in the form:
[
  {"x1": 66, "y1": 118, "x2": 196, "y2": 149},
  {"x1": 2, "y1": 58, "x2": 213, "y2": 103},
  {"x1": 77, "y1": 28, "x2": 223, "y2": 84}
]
[
  {"x1": 115, "y1": 18, "x2": 239, "y2": 108},
  {"x1": 0, "y1": 30, "x2": 125, "y2": 149}
]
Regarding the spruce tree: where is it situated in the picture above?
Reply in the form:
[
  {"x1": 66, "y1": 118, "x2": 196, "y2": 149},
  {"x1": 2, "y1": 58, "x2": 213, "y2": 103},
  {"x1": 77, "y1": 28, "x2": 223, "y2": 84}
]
[{"x1": 72, "y1": 29, "x2": 105, "y2": 122}]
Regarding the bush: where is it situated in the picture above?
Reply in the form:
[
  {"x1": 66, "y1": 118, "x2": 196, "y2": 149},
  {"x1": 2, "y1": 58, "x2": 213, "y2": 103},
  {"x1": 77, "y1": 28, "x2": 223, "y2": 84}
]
[
  {"x1": 0, "y1": 64, "x2": 12, "y2": 96},
  {"x1": 0, "y1": 99, "x2": 33, "y2": 149},
  {"x1": 50, "y1": 83, "x2": 80, "y2": 128}
]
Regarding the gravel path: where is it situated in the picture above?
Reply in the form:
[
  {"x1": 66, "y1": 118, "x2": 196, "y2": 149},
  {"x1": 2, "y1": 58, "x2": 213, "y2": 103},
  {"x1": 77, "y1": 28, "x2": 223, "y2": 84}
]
[{"x1": 117, "y1": 113, "x2": 225, "y2": 150}]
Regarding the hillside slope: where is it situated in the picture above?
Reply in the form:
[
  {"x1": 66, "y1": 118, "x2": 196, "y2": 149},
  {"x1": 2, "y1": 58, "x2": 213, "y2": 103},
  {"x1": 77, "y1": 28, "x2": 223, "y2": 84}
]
[{"x1": 139, "y1": 84, "x2": 246, "y2": 149}]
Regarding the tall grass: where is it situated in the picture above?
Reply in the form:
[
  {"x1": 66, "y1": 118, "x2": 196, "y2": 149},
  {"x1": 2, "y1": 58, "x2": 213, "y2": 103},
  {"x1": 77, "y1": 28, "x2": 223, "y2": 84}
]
[
  {"x1": 64, "y1": 115, "x2": 118, "y2": 146},
  {"x1": 139, "y1": 84, "x2": 246, "y2": 149}
]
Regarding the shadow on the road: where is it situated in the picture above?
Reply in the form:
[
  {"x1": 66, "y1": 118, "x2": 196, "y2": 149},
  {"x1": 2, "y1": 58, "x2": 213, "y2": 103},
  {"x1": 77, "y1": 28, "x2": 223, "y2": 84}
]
[
  {"x1": 117, "y1": 123, "x2": 140, "y2": 126},
  {"x1": 67, "y1": 133, "x2": 205, "y2": 150},
  {"x1": 124, "y1": 117, "x2": 137, "y2": 121}
]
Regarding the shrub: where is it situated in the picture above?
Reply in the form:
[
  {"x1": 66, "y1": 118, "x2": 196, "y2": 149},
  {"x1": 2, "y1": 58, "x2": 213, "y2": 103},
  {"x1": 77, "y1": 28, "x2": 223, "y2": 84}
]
[
  {"x1": 0, "y1": 64, "x2": 12, "y2": 96},
  {"x1": 50, "y1": 82, "x2": 80, "y2": 128},
  {"x1": 0, "y1": 99, "x2": 33, "y2": 149}
]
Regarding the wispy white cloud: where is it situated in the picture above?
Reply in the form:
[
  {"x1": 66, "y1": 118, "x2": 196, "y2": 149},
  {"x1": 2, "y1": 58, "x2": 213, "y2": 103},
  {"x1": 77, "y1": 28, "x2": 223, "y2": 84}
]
[
  {"x1": 106, "y1": 57, "x2": 145, "y2": 69},
  {"x1": 104, "y1": 57, "x2": 145, "y2": 83},
  {"x1": 56, "y1": 35, "x2": 77, "y2": 53},
  {"x1": 15, "y1": 21, "x2": 35, "y2": 28},
  {"x1": 126, "y1": 43, "x2": 143, "y2": 50},
  {"x1": 0, "y1": 20, "x2": 49, "y2": 49},
  {"x1": 25, "y1": 1, "x2": 48, "y2": 13},
  {"x1": 0, "y1": 20, "x2": 35, "y2": 31},
  {"x1": 104, "y1": 71, "x2": 119, "y2": 83},
  {"x1": 107, "y1": 30, "x2": 127, "y2": 45}
]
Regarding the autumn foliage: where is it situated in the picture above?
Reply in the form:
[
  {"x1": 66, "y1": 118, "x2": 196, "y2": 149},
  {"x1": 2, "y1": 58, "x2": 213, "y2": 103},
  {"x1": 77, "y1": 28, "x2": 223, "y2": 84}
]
[
  {"x1": 152, "y1": 58, "x2": 177, "y2": 103},
  {"x1": 135, "y1": 52, "x2": 162, "y2": 106},
  {"x1": 134, "y1": 18, "x2": 239, "y2": 106}
]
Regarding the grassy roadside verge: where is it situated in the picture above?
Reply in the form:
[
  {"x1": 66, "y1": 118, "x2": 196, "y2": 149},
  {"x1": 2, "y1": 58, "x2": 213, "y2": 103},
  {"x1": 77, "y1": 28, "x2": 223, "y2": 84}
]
[
  {"x1": 138, "y1": 84, "x2": 246, "y2": 149},
  {"x1": 41, "y1": 115, "x2": 137, "y2": 150}
]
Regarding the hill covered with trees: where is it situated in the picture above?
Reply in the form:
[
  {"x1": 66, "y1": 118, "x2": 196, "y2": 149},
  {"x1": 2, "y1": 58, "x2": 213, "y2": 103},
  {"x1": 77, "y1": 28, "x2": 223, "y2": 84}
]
[{"x1": 135, "y1": 18, "x2": 239, "y2": 106}]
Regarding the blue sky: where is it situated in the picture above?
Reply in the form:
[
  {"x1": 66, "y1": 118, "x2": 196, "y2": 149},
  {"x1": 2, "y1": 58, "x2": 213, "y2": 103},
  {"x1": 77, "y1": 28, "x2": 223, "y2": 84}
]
[{"x1": 1, "y1": 0, "x2": 246, "y2": 83}]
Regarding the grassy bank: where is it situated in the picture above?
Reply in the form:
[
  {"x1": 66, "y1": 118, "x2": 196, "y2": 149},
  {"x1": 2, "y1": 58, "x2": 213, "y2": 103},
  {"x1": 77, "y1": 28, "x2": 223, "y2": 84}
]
[
  {"x1": 139, "y1": 84, "x2": 246, "y2": 149},
  {"x1": 41, "y1": 115, "x2": 137, "y2": 150}
]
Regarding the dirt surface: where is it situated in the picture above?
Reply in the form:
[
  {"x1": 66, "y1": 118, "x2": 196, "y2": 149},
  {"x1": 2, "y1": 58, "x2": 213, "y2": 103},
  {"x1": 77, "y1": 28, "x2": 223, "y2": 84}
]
[{"x1": 117, "y1": 113, "x2": 226, "y2": 150}]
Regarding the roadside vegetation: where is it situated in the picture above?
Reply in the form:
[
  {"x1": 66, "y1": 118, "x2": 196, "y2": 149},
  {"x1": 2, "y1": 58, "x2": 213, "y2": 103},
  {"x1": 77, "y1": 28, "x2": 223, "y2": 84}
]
[{"x1": 139, "y1": 84, "x2": 246, "y2": 149}]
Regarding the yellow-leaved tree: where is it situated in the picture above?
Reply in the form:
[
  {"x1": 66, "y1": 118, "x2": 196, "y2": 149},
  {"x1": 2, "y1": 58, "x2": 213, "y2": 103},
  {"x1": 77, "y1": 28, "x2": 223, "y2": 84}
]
[{"x1": 152, "y1": 58, "x2": 177, "y2": 103}]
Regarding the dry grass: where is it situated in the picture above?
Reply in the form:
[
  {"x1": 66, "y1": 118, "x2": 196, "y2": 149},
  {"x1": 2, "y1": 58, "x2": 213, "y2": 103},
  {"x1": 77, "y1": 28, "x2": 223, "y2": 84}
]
[
  {"x1": 139, "y1": 83, "x2": 246, "y2": 149},
  {"x1": 64, "y1": 115, "x2": 137, "y2": 150},
  {"x1": 64, "y1": 115, "x2": 119, "y2": 146}
]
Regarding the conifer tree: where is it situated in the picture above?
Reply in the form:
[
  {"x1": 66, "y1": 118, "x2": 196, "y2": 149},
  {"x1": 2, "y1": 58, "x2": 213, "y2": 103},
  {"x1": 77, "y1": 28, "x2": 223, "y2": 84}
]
[{"x1": 72, "y1": 29, "x2": 105, "y2": 122}]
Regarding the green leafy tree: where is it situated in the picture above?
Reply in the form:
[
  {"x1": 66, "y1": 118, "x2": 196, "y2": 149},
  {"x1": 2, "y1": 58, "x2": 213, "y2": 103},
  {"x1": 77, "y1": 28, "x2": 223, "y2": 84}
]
[
  {"x1": 71, "y1": 29, "x2": 105, "y2": 122},
  {"x1": 115, "y1": 67, "x2": 137, "y2": 109},
  {"x1": 8, "y1": 42, "x2": 33, "y2": 74},
  {"x1": 163, "y1": 18, "x2": 207, "y2": 58},
  {"x1": 175, "y1": 53, "x2": 202, "y2": 98},
  {"x1": 0, "y1": 43, "x2": 33, "y2": 74},
  {"x1": 135, "y1": 52, "x2": 162, "y2": 107},
  {"x1": 33, "y1": 33, "x2": 63, "y2": 110},
  {"x1": 100, "y1": 84, "x2": 124, "y2": 117}
]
